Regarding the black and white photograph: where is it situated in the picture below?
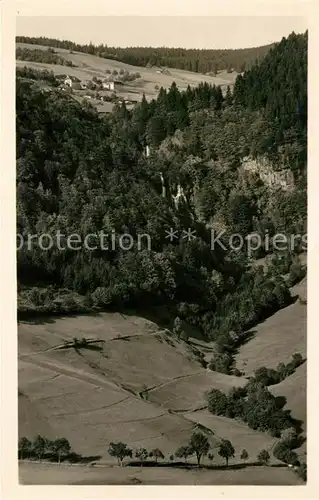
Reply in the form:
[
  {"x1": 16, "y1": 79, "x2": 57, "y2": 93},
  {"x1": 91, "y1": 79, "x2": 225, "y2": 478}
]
[{"x1": 4, "y1": 4, "x2": 310, "y2": 489}]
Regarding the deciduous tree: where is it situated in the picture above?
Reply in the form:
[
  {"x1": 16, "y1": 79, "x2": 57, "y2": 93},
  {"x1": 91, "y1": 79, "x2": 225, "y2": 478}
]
[
  {"x1": 218, "y1": 439, "x2": 235, "y2": 466},
  {"x1": 189, "y1": 432, "x2": 210, "y2": 467},
  {"x1": 257, "y1": 449, "x2": 270, "y2": 465},
  {"x1": 150, "y1": 448, "x2": 164, "y2": 463},
  {"x1": 18, "y1": 437, "x2": 31, "y2": 460},
  {"x1": 175, "y1": 445, "x2": 193, "y2": 464},
  {"x1": 108, "y1": 442, "x2": 132, "y2": 466},
  {"x1": 135, "y1": 448, "x2": 148, "y2": 467},
  {"x1": 240, "y1": 449, "x2": 249, "y2": 463}
]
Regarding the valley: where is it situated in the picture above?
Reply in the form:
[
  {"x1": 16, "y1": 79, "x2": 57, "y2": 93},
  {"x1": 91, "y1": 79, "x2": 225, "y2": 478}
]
[
  {"x1": 16, "y1": 30, "x2": 307, "y2": 485},
  {"x1": 19, "y1": 273, "x2": 306, "y2": 484}
]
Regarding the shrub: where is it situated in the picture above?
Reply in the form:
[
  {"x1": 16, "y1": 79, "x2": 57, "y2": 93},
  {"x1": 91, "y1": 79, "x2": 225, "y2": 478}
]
[
  {"x1": 287, "y1": 260, "x2": 306, "y2": 287},
  {"x1": 273, "y1": 441, "x2": 299, "y2": 465},
  {"x1": 173, "y1": 316, "x2": 183, "y2": 338},
  {"x1": 233, "y1": 368, "x2": 243, "y2": 377},
  {"x1": 91, "y1": 287, "x2": 112, "y2": 307},
  {"x1": 250, "y1": 354, "x2": 305, "y2": 387},
  {"x1": 209, "y1": 352, "x2": 233, "y2": 374},
  {"x1": 175, "y1": 445, "x2": 193, "y2": 463},
  {"x1": 207, "y1": 389, "x2": 228, "y2": 415},
  {"x1": 253, "y1": 366, "x2": 280, "y2": 386},
  {"x1": 240, "y1": 449, "x2": 249, "y2": 462},
  {"x1": 295, "y1": 462, "x2": 307, "y2": 481},
  {"x1": 257, "y1": 449, "x2": 270, "y2": 465},
  {"x1": 180, "y1": 330, "x2": 189, "y2": 342},
  {"x1": 291, "y1": 352, "x2": 303, "y2": 368}
]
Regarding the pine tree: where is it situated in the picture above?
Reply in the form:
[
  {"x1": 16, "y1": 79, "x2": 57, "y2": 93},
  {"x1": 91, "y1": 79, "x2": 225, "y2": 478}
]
[{"x1": 225, "y1": 86, "x2": 233, "y2": 106}]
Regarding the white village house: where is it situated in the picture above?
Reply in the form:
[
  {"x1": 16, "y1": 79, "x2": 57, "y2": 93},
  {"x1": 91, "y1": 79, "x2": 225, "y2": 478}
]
[
  {"x1": 64, "y1": 76, "x2": 73, "y2": 87},
  {"x1": 102, "y1": 80, "x2": 115, "y2": 91},
  {"x1": 64, "y1": 75, "x2": 81, "y2": 88}
]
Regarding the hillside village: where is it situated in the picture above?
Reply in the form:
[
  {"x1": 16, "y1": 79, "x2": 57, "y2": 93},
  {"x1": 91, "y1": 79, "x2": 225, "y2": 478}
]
[
  {"x1": 54, "y1": 73, "x2": 140, "y2": 108},
  {"x1": 15, "y1": 42, "x2": 238, "y2": 114}
]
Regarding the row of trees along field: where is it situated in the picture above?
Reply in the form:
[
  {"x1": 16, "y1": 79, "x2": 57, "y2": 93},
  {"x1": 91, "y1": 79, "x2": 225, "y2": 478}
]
[
  {"x1": 16, "y1": 35, "x2": 274, "y2": 73},
  {"x1": 107, "y1": 430, "x2": 306, "y2": 483},
  {"x1": 18, "y1": 432, "x2": 306, "y2": 481},
  {"x1": 109, "y1": 433, "x2": 268, "y2": 468},
  {"x1": 18, "y1": 435, "x2": 71, "y2": 462},
  {"x1": 17, "y1": 32, "x2": 307, "y2": 363}
]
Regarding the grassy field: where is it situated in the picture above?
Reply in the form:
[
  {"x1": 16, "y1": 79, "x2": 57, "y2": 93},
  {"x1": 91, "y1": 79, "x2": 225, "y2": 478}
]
[
  {"x1": 18, "y1": 310, "x2": 296, "y2": 475},
  {"x1": 18, "y1": 274, "x2": 306, "y2": 484},
  {"x1": 19, "y1": 461, "x2": 302, "y2": 485},
  {"x1": 270, "y1": 362, "x2": 307, "y2": 461},
  {"x1": 270, "y1": 362, "x2": 307, "y2": 427},
  {"x1": 235, "y1": 297, "x2": 306, "y2": 376},
  {"x1": 234, "y1": 277, "x2": 307, "y2": 463},
  {"x1": 16, "y1": 42, "x2": 238, "y2": 109},
  {"x1": 183, "y1": 410, "x2": 279, "y2": 464},
  {"x1": 148, "y1": 371, "x2": 247, "y2": 412},
  {"x1": 19, "y1": 315, "x2": 197, "y2": 458}
]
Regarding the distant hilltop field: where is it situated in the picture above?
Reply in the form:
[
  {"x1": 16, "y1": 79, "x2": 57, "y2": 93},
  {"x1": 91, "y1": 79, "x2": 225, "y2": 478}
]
[
  {"x1": 16, "y1": 35, "x2": 274, "y2": 73},
  {"x1": 16, "y1": 41, "x2": 240, "y2": 112}
]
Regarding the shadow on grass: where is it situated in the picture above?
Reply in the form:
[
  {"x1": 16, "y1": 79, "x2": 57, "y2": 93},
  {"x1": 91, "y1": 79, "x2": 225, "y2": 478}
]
[
  {"x1": 274, "y1": 395, "x2": 288, "y2": 410},
  {"x1": 230, "y1": 293, "x2": 299, "y2": 353},
  {"x1": 125, "y1": 460, "x2": 283, "y2": 470},
  {"x1": 118, "y1": 306, "x2": 208, "y2": 342},
  {"x1": 290, "y1": 294, "x2": 300, "y2": 304},
  {"x1": 48, "y1": 452, "x2": 102, "y2": 464},
  {"x1": 18, "y1": 310, "x2": 104, "y2": 325},
  {"x1": 119, "y1": 305, "x2": 174, "y2": 330},
  {"x1": 66, "y1": 453, "x2": 102, "y2": 464},
  {"x1": 232, "y1": 330, "x2": 257, "y2": 357},
  {"x1": 111, "y1": 336, "x2": 132, "y2": 342},
  {"x1": 22, "y1": 452, "x2": 102, "y2": 465},
  {"x1": 61, "y1": 344, "x2": 104, "y2": 352},
  {"x1": 80, "y1": 344, "x2": 104, "y2": 351},
  {"x1": 18, "y1": 315, "x2": 57, "y2": 325}
]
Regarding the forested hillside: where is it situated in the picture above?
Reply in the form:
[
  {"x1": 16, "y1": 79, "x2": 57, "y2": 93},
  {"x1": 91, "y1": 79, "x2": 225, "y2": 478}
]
[
  {"x1": 16, "y1": 36, "x2": 273, "y2": 73},
  {"x1": 16, "y1": 46, "x2": 76, "y2": 67},
  {"x1": 234, "y1": 31, "x2": 307, "y2": 174},
  {"x1": 16, "y1": 31, "x2": 307, "y2": 375}
]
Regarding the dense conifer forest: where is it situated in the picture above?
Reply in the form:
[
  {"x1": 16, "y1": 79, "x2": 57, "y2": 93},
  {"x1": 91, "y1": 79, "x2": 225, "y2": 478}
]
[{"x1": 16, "y1": 31, "x2": 307, "y2": 375}]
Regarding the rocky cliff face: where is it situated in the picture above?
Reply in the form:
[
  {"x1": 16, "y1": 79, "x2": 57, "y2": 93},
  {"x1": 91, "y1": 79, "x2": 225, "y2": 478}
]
[{"x1": 241, "y1": 156, "x2": 294, "y2": 191}]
